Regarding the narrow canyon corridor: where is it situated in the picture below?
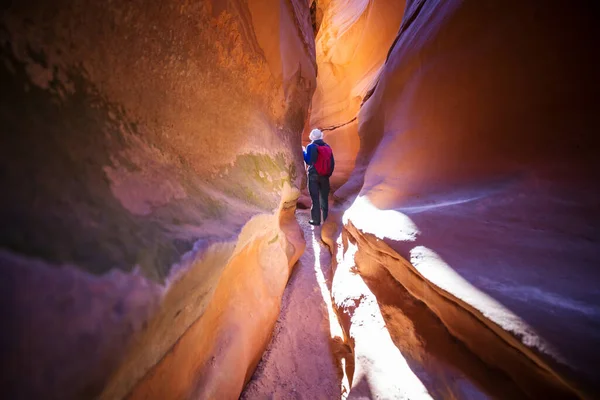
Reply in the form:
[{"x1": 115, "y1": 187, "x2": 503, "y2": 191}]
[
  {"x1": 2, "y1": 0, "x2": 600, "y2": 399},
  {"x1": 241, "y1": 211, "x2": 343, "y2": 400}
]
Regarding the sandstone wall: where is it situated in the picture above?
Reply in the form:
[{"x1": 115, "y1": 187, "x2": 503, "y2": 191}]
[
  {"x1": 308, "y1": 0, "x2": 405, "y2": 186},
  {"x1": 335, "y1": 0, "x2": 600, "y2": 397},
  {"x1": 0, "y1": 1, "x2": 315, "y2": 398}
]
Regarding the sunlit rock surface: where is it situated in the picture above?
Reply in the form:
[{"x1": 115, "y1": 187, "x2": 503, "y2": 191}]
[
  {"x1": 0, "y1": 1, "x2": 315, "y2": 398},
  {"x1": 335, "y1": 0, "x2": 600, "y2": 397},
  {"x1": 123, "y1": 191, "x2": 305, "y2": 400},
  {"x1": 308, "y1": 0, "x2": 405, "y2": 186},
  {"x1": 322, "y1": 210, "x2": 529, "y2": 399}
]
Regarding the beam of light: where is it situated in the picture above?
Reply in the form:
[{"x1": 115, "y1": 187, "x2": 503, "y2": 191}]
[
  {"x1": 310, "y1": 227, "x2": 350, "y2": 398},
  {"x1": 342, "y1": 195, "x2": 568, "y2": 366},
  {"x1": 409, "y1": 245, "x2": 566, "y2": 363},
  {"x1": 343, "y1": 195, "x2": 419, "y2": 241},
  {"x1": 311, "y1": 228, "x2": 345, "y2": 340},
  {"x1": 329, "y1": 236, "x2": 432, "y2": 399}
]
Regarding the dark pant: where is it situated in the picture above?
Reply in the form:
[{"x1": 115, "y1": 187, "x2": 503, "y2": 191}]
[{"x1": 308, "y1": 173, "x2": 330, "y2": 224}]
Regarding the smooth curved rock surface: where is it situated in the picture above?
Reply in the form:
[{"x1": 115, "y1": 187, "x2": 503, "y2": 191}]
[
  {"x1": 123, "y1": 198, "x2": 305, "y2": 400},
  {"x1": 336, "y1": 0, "x2": 600, "y2": 397},
  {"x1": 322, "y1": 210, "x2": 530, "y2": 399},
  {"x1": 241, "y1": 211, "x2": 343, "y2": 400},
  {"x1": 308, "y1": 0, "x2": 405, "y2": 186},
  {"x1": 0, "y1": 1, "x2": 315, "y2": 398}
]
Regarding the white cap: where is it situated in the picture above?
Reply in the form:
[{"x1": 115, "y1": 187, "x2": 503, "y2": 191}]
[{"x1": 309, "y1": 128, "x2": 323, "y2": 141}]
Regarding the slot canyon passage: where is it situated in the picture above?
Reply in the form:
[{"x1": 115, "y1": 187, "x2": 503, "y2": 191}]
[{"x1": 1, "y1": 0, "x2": 600, "y2": 399}]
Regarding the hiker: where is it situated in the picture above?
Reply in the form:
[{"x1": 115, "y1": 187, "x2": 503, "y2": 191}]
[{"x1": 302, "y1": 128, "x2": 335, "y2": 226}]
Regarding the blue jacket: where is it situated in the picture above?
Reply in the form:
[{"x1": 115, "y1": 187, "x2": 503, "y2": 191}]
[{"x1": 303, "y1": 139, "x2": 335, "y2": 176}]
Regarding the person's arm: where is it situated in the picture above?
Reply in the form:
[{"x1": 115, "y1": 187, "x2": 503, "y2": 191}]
[{"x1": 304, "y1": 143, "x2": 317, "y2": 165}]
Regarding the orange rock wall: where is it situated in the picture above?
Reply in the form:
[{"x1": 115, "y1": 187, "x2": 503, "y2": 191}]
[
  {"x1": 0, "y1": 1, "x2": 315, "y2": 398},
  {"x1": 110, "y1": 200, "x2": 305, "y2": 400},
  {"x1": 340, "y1": 0, "x2": 599, "y2": 204},
  {"x1": 308, "y1": 0, "x2": 405, "y2": 186},
  {"x1": 335, "y1": 0, "x2": 600, "y2": 396}
]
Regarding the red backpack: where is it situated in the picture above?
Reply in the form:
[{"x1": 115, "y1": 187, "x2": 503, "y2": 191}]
[{"x1": 315, "y1": 144, "x2": 333, "y2": 176}]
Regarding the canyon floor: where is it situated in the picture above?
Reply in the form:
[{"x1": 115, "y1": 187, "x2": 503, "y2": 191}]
[
  {"x1": 241, "y1": 209, "x2": 537, "y2": 400},
  {"x1": 241, "y1": 210, "x2": 344, "y2": 400}
]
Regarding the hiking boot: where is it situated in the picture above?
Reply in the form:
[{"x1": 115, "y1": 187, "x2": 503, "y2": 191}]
[{"x1": 308, "y1": 220, "x2": 320, "y2": 226}]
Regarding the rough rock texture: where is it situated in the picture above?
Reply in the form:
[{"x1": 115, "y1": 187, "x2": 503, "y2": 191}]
[
  {"x1": 0, "y1": 1, "x2": 315, "y2": 398},
  {"x1": 334, "y1": 0, "x2": 600, "y2": 398},
  {"x1": 307, "y1": 0, "x2": 405, "y2": 186}
]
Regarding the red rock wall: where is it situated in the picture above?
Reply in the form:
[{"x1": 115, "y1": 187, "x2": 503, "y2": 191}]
[
  {"x1": 336, "y1": 0, "x2": 600, "y2": 396},
  {"x1": 308, "y1": 0, "x2": 406, "y2": 186},
  {"x1": 0, "y1": 1, "x2": 315, "y2": 398}
]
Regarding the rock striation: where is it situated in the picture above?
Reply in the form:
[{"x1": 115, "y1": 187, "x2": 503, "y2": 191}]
[
  {"x1": 0, "y1": 1, "x2": 315, "y2": 398},
  {"x1": 331, "y1": 0, "x2": 600, "y2": 398},
  {"x1": 308, "y1": 0, "x2": 406, "y2": 187}
]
